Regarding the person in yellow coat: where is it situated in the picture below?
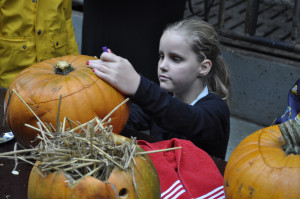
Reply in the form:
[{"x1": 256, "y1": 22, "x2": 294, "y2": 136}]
[{"x1": 0, "y1": 0, "x2": 79, "y2": 88}]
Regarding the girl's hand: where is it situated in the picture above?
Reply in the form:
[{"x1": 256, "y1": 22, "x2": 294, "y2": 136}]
[{"x1": 87, "y1": 52, "x2": 141, "y2": 96}]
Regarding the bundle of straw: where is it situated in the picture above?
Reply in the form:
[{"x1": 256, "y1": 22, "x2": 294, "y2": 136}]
[
  {"x1": 1, "y1": 116, "x2": 140, "y2": 187},
  {"x1": 1, "y1": 90, "x2": 181, "y2": 189}
]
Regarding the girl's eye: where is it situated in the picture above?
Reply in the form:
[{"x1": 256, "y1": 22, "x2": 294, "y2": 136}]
[{"x1": 172, "y1": 56, "x2": 182, "y2": 63}]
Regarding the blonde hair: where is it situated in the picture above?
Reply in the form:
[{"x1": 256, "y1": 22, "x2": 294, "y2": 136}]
[{"x1": 164, "y1": 18, "x2": 231, "y2": 104}]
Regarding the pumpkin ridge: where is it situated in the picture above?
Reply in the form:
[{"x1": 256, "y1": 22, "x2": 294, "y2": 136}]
[
  {"x1": 19, "y1": 75, "x2": 101, "y2": 104},
  {"x1": 11, "y1": 69, "x2": 98, "y2": 104},
  {"x1": 258, "y1": 126, "x2": 300, "y2": 168},
  {"x1": 68, "y1": 68, "x2": 100, "y2": 88}
]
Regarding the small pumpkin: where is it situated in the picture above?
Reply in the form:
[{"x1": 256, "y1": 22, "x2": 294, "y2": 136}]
[
  {"x1": 224, "y1": 119, "x2": 300, "y2": 199},
  {"x1": 27, "y1": 134, "x2": 161, "y2": 199},
  {"x1": 4, "y1": 55, "x2": 130, "y2": 147}
]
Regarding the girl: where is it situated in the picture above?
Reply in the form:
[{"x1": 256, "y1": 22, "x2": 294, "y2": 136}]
[{"x1": 87, "y1": 19, "x2": 231, "y2": 160}]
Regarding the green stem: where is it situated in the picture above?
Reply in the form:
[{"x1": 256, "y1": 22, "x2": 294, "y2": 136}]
[
  {"x1": 279, "y1": 119, "x2": 300, "y2": 155},
  {"x1": 54, "y1": 61, "x2": 74, "y2": 75}
]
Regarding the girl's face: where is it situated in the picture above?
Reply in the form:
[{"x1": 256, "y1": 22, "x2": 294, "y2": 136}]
[{"x1": 158, "y1": 31, "x2": 203, "y2": 95}]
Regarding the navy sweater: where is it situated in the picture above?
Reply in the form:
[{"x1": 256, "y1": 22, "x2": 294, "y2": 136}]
[{"x1": 124, "y1": 76, "x2": 230, "y2": 160}]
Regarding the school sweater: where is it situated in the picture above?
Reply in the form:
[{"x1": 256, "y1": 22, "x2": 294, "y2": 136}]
[{"x1": 125, "y1": 76, "x2": 230, "y2": 160}]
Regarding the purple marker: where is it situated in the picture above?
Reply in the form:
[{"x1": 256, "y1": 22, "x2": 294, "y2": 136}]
[{"x1": 102, "y1": 46, "x2": 108, "y2": 52}]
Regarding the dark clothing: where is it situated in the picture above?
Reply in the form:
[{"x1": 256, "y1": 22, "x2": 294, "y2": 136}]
[{"x1": 124, "y1": 76, "x2": 230, "y2": 160}]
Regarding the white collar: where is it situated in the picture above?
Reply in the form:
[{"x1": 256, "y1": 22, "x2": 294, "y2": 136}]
[{"x1": 190, "y1": 85, "x2": 209, "y2": 106}]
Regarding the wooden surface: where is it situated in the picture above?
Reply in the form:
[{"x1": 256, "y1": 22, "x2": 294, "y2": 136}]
[
  {"x1": 0, "y1": 88, "x2": 227, "y2": 199},
  {"x1": 0, "y1": 140, "x2": 32, "y2": 199}
]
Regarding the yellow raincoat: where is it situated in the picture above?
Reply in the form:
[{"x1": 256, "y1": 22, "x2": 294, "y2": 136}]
[{"x1": 0, "y1": 0, "x2": 79, "y2": 88}]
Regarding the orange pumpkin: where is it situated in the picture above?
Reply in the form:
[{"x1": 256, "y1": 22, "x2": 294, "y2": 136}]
[
  {"x1": 224, "y1": 119, "x2": 300, "y2": 198},
  {"x1": 4, "y1": 55, "x2": 130, "y2": 147},
  {"x1": 27, "y1": 134, "x2": 161, "y2": 199}
]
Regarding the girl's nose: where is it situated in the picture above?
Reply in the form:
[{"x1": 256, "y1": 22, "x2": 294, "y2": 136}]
[{"x1": 159, "y1": 59, "x2": 168, "y2": 71}]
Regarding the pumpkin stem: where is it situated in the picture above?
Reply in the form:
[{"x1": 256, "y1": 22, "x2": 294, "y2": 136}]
[
  {"x1": 55, "y1": 61, "x2": 74, "y2": 75},
  {"x1": 279, "y1": 119, "x2": 300, "y2": 155}
]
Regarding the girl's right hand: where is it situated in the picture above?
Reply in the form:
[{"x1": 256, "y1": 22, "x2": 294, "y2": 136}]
[{"x1": 87, "y1": 52, "x2": 141, "y2": 96}]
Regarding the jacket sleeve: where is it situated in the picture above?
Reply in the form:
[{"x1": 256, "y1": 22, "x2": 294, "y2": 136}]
[
  {"x1": 131, "y1": 76, "x2": 230, "y2": 138},
  {"x1": 125, "y1": 103, "x2": 152, "y2": 131}
]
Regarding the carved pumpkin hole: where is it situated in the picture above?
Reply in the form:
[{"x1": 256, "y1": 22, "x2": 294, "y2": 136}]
[{"x1": 119, "y1": 188, "x2": 128, "y2": 198}]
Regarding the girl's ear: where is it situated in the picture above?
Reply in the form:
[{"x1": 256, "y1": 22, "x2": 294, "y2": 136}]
[{"x1": 198, "y1": 59, "x2": 212, "y2": 77}]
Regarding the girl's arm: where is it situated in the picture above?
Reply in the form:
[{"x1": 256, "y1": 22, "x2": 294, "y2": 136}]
[
  {"x1": 125, "y1": 103, "x2": 152, "y2": 131},
  {"x1": 132, "y1": 76, "x2": 229, "y2": 137}
]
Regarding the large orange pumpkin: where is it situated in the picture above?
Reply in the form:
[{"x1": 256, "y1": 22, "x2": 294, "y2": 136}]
[
  {"x1": 4, "y1": 55, "x2": 130, "y2": 147},
  {"x1": 224, "y1": 119, "x2": 300, "y2": 198},
  {"x1": 27, "y1": 134, "x2": 161, "y2": 199}
]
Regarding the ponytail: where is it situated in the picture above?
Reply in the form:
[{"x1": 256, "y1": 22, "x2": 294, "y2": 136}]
[{"x1": 206, "y1": 55, "x2": 231, "y2": 105}]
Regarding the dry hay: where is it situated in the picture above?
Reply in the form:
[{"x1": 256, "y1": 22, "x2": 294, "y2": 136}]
[{"x1": 1, "y1": 89, "x2": 181, "y2": 189}]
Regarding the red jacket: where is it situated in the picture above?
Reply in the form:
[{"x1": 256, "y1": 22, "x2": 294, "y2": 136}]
[{"x1": 138, "y1": 138, "x2": 225, "y2": 199}]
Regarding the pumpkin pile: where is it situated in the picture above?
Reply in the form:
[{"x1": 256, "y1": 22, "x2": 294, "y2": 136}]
[
  {"x1": 2, "y1": 55, "x2": 161, "y2": 199},
  {"x1": 4, "y1": 55, "x2": 130, "y2": 147},
  {"x1": 224, "y1": 119, "x2": 300, "y2": 198}
]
